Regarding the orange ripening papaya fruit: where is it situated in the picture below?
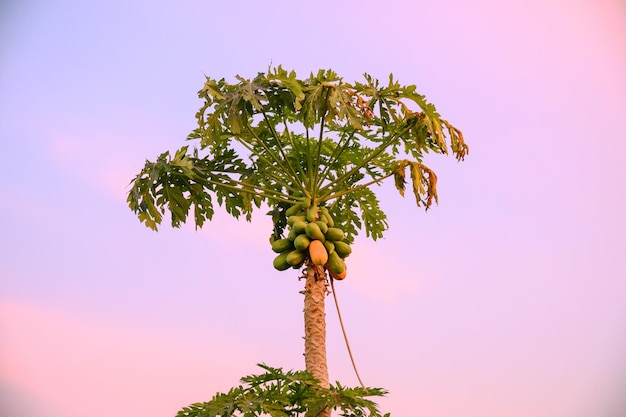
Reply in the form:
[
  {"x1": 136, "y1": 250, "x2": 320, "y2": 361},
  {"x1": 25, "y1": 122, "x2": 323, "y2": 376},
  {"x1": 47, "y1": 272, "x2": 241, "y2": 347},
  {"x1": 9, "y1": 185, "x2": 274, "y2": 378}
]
[
  {"x1": 327, "y1": 259, "x2": 347, "y2": 280},
  {"x1": 309, "y1": 239, "x2": 328, "y2": 266},
  {"x1": 328, "y1": 268, "x2": 346, "y2": 280}
]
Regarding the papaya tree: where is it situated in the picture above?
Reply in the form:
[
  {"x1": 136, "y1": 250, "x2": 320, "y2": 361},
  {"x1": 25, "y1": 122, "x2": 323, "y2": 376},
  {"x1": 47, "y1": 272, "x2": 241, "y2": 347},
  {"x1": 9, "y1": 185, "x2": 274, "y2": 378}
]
[{"x1": 127, "y1": 66, "x2": 467, "y2": 416}]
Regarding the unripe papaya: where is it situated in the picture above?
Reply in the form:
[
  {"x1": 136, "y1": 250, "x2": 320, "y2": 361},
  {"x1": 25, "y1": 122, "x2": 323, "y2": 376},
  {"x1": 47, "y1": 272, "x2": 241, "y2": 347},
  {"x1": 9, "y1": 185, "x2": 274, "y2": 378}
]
[
  {"x1": 301, "y1": 196, "x2": 312, "y2": 209},
  {"x1": 328, "y1": 251, "x2": 346, "y2": 275},
  {"x1": 271, "y1": 238, "x2": 293, "y2": 253},
  {"x1": 333, "y1": 241, "x2": 352, "y2": 258},
  {"x1": 273, "y1": 252, "x2": 290, "y2": 271},
  {"x1": 309, "y1": 240, "x2": 328, "y2": 266},
  {"x1": 288, "y1": 215, "x2": 306, "y2": 226},
  {"x1": 306, "y1": 206, "x2": 318, "y2": 222},
  {"x1": 305, "y1": 222, "x2": 325, "y2": 241},
  {"x1": 327, "y1": 216, "x2": 335, "y2": 228},
  {"x1": 287, "y1": 228, "x2": 298, "y2": 241},
  {"x1": 319, "y1": 207, "x2": 332, "y2": 224},
  {"x1": 315, "y1": 220, "x2": 328, "y2": 234},
  {"x1": 286, "y1": 249, "x2": 307, "y2": 266},
  {"x1": 285, "y1": 204, "x2": 304, "y2": 217},
  {"x1": 323, "y1": 240, "x2": 335, "y2": 255},
  {"x1": 325, "y1": 227, "x2": 345, "y2": 242},
  {"x1": 292, "y1": 220, "x2": 308, "y2": 234},
  {"x1": 294, "y1": 234, "x2": 311, "y2": 251},
  {"x1": 321, "y1": 213, "x2": 334, "y2": 227}
]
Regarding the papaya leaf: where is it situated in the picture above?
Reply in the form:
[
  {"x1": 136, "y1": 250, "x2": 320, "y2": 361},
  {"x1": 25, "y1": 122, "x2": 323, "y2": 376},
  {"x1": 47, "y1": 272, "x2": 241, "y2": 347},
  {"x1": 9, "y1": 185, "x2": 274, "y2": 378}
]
[
  {"x1": 351, "y1": 187, "x2": 388, "y2": 241},
  {"x1": 410, "y1": 161, "x2": 438, "y2": 209},
  {"x1": 392, "y1": 159, "x2": 410, "y2": 197},
  {"x1": 175, "y1": 365, "x2": 389, "y2": 417},
  {"x1": 267, "y1": 66, "x2": 305, "y2": 111}
]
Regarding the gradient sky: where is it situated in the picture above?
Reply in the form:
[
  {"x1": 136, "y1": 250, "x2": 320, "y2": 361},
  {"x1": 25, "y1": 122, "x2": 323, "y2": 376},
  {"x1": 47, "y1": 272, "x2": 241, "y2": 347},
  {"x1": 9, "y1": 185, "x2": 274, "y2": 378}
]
[{"x1": 1, "y1": 1, "x2": 625, "y2": 416}]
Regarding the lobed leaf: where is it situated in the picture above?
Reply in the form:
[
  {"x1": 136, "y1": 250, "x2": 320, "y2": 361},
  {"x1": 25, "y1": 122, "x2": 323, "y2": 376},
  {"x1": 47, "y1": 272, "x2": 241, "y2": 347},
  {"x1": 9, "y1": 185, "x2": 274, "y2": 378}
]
[{"x1": 175, "y1": 364, "x2": 390, "y2": 417}]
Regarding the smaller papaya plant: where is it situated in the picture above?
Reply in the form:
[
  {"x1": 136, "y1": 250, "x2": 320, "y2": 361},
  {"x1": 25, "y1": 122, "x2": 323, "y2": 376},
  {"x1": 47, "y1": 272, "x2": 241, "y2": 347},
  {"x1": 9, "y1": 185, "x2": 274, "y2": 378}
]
[
  {"x1": 127, "y1": 66, "x2": 467, "y2": 416},
  {"x1": 175, "y1": 364, "x2": 389, "y2": 417}
]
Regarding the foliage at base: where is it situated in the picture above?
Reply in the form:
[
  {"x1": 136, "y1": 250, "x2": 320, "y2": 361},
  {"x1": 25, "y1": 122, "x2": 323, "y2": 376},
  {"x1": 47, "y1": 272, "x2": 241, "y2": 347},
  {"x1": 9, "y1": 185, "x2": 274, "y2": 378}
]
[{"x1": 175, "y1": 364, "x2": 390, "y2": 417}]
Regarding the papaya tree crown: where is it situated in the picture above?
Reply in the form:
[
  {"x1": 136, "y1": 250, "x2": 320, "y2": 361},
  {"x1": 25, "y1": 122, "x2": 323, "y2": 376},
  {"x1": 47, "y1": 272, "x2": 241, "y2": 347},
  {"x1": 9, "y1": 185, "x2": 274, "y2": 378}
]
[{"x1": 127, "y1": 66, "x2": 467, "y2": 243}]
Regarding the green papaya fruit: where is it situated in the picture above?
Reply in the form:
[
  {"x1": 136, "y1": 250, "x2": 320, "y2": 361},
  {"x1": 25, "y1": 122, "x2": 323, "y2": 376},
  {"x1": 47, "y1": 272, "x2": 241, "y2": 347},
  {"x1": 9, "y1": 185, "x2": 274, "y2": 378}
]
[
  {"x1": 292, "y1": 220, "x2": 308, "y2": 234},
  {"x1": 285, "y1": 204, "x2": 304, "y2": 217},
  {"x1": 273, "y1": 252, "x2": 290, "y2": 271},
  {"x1": 294, "y1": 234, "x2": 311, "y2": 251},
  {"x1": 286, "y1": 249, "x2": 307, "y2": 266},
  {"x1": 321, "y1": 213, "x2": 334, "y2": 227},
  {"x1": 334, "y1": 241, "x2": 352, "y2": 258},
  {"x1": 305, "y1": 222, "x2": 325, "y2": 241},
  {"x1": 287, "y1": 228, "x2": 298, "y2": 241},
  {"x1": 271, "y1": 238, "x2": 293, "y2": 253},
  {"x1": 323, "y1": 240, "x2": 335, "y2": 255},
  {"x1": 328, "y1": 251, "x2": 346, "y2": 275},
  {"x1": 301, "y1": 197, "x2": 312, "y2": 209},
  {"x1": 287, "y1": 215, "x2": 306, "y2": 226},
  {"x1": 306, "y1": 206, "x2": 318, "y2": 222},
  {"x1": 315, "y1": 220, "x2": 328, "y2": 234},
  {"x1": 325, "y1": 227, "x2": 345, "y2": 242}
]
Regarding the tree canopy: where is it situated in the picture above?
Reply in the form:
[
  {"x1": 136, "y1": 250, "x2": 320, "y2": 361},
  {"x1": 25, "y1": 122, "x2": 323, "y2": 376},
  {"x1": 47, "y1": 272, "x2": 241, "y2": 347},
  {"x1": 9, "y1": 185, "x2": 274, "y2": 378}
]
[{"x1": 127, "y1": 66, "x2": 468, "y2": 244}]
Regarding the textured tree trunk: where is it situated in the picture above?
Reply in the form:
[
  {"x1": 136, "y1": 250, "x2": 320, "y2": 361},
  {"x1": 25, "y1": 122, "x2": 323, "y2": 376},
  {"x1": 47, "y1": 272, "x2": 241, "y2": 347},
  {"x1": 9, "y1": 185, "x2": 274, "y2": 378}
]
[{"x1": 303, "y1": 261, "x2": 331, "y2": 417}]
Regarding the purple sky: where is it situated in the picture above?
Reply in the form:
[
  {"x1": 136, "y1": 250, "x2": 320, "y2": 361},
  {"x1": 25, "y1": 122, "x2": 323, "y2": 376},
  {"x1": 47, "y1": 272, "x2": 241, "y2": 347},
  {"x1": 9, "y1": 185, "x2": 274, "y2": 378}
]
[{"x1": 1, "y1": 1, "x2": 625, "y2": 416}]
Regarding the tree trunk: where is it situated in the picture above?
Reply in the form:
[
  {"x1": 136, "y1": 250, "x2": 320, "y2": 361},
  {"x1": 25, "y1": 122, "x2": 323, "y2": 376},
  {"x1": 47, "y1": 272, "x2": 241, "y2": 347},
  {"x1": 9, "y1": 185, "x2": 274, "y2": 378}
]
[{"x1": 303, "y1": 261, "x2": 331, "y2": 417}]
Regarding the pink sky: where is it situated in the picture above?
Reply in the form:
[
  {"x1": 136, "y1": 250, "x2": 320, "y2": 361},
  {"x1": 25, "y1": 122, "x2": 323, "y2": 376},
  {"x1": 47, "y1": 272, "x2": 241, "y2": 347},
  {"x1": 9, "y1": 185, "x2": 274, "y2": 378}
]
[{"x1": 1, "y1": 1, "x2": 625, "y2": 416}]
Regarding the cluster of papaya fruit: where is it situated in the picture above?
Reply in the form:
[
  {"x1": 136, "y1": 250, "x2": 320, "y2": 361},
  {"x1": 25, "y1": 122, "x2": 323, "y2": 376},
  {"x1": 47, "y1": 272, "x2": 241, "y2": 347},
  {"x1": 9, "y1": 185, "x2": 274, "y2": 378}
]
[{"x1": 271, "y1": 201, "x2": 352, "y2": 280}]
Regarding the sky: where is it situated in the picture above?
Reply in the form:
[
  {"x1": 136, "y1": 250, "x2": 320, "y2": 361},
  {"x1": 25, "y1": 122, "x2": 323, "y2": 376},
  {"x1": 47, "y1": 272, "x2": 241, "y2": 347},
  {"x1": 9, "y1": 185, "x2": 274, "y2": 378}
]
[{"x1": 1, "y1": 0, "x2": 625, "y2": 416}]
